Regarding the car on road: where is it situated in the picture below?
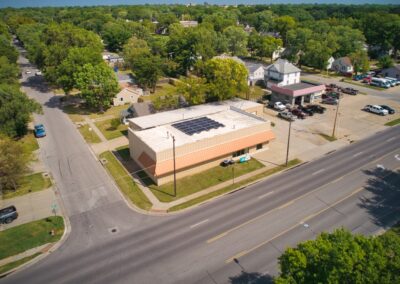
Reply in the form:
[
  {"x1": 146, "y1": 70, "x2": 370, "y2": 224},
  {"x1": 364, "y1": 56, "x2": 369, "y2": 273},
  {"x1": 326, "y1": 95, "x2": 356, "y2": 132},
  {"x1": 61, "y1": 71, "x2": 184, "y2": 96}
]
[
  {"x1": 278, "y1": 111, "x2": 296, "y2": 121},
  {"x1": 34, "y1": 124, "x2": 46, "y2": 138},
  {"x1": 379, "y1": 105, "x2": 395, "y2": 114},
  {"x1": 341, "y1": 87, "x2": 358, "y2": 95},
  {"x1": 35, "y1": 71, "x2": 42, "y2": 76},
  {"x1": 25, "y1": 70, "x2": 31, "y2": 74},
  {"x1": 291, "y1": 108, "x2": 308, "y2": 119},
  {"x1": 0, "y1": 206, "x2": 18, "y2": 224},
  {"x1": 364, "y1": 105, "x2": 389, "y2": 116},
  {"x1": 220, "y1": 159, "x2": 235, "y2": 167},
  {"x1": 322, "y1": 97, "x2": 338, "y2": 105}
]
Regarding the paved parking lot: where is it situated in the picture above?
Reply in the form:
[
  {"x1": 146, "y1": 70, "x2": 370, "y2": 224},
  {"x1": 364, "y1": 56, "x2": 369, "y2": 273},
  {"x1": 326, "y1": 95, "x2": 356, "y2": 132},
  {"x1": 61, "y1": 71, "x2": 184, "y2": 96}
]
[{"x1": 253, "y1": 93, "x2": 400, "y2": 166}]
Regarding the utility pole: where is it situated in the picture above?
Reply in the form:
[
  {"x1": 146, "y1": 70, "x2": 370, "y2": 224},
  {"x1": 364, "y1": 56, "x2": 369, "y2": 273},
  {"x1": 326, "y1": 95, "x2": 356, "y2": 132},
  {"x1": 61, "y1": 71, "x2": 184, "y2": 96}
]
[
  {"x1": 285, "y1": 120, "x2": 292, "y2": 167},
  {"x1": 332, "y1": 96, "x2": 340, "y2": 138},
  {"x1": 172, "y1": 135, "x2": 177, "y2": 197}
]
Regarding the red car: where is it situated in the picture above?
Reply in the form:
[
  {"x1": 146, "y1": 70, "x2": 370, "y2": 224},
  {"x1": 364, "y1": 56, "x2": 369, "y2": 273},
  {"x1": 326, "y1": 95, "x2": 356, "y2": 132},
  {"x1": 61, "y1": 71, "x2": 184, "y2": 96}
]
[{"x1": 291, "y1": 108, "x2": 308, "y2": 119}]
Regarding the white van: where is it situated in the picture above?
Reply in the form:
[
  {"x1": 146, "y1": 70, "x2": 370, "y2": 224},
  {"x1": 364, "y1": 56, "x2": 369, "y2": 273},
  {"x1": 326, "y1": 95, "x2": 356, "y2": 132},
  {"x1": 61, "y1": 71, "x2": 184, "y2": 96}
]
[
  {"x1": 385, "y1": 77, "x2": 399, "y2": 86},
  {"x1": 370, "y1": 77, "x2": 391, "y2": 88}
]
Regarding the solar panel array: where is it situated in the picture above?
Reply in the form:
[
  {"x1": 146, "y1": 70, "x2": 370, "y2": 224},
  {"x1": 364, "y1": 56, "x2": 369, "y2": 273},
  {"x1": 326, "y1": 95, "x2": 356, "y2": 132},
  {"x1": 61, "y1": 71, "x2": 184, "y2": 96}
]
[{"x1": 172, "y1": 117, "x2": 225, "y2": 136}]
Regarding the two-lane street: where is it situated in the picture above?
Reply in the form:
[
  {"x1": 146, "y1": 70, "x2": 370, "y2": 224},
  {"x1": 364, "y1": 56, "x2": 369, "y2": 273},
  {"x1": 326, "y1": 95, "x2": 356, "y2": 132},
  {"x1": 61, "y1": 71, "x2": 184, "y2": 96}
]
[{"x1": 1, "y1": 47, "x2": 399, "y2": 284}]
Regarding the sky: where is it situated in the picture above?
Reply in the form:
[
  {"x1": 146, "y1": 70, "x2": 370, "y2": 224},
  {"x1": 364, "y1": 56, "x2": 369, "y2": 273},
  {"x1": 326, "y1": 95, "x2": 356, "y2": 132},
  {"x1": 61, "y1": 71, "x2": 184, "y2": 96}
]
[{"x1": 0, "y1": 0, "x2": 399, "y2": 9}]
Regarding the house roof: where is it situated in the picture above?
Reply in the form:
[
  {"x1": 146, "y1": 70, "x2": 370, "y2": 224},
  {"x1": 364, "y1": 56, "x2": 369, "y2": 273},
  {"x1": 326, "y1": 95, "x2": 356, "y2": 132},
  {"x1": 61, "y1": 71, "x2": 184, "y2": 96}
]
[
  {"x1": 382, "y1": 64, "x2": 400, "y2": 73},
  {"x1": 265, "y1": 59, "x2": 301, "y2": 74},
  {"x1": 335, "y1": 57, "x2": 352, "y2": 66}
]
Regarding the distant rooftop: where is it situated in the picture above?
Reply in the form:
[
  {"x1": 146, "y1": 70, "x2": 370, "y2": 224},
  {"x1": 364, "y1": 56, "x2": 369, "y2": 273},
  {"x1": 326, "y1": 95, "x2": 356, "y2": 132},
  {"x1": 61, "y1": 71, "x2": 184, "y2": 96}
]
[
  {"x1": 281, "y1": 82, "x2": 317, "y2": 91},
  {"x1": 266, "y1": 59, "x2": 301, "y2": 74}
]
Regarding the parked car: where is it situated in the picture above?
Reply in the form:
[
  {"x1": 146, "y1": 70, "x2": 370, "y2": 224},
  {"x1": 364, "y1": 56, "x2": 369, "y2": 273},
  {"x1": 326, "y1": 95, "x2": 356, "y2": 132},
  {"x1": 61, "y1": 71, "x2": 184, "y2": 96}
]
[
  {"x1": 278, "y1": 111, "x2": 296, "y2": 121},
  {"x1": 379, "y1": 105, "x2": 395, "y2": 114},
  {"x1": 25, "y1": 70, "x2": 31, "y2": 74},
  {"x1": 35, "y1": 70, "x2": 42, "y2": 76},
  {"x1": 291, "y1": 108, "x2": 308, "y2": 119},
  {"x1": 364, "y1": 105, "x2": 389, "y2": 116},
  {"x1": 298, "y1": 105, "x2": 314, "y2": 116},
  {"x1": 307, "y1": 104, "x2": 326, "y2": 114},
  {"x1": 273, "y1": 102, "x2": 286, "y2": 111},
  {"x1": 322, "y1": 92, "x2": 341, "y2": 99},
  {"x1": 341, "y1": 87, "x2": 358, "y2": 95},
  {"x1": 322, "y1": 97, "x2": 338, "y2": 105},
  {"x1": 0, "y1": 206, "x2": 18, "y2": 224},
  {"x1": 221, "y1": 159, "x2": 235, "y2": 167},
  {"x1": 34, "y1": 124, "x2": 46, "y2": 138}
]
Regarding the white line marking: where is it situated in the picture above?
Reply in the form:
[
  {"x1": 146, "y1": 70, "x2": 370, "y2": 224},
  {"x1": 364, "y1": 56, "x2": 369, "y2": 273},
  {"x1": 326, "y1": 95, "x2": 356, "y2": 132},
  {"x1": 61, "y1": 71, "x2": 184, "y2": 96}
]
[
  {"x1": 386, "y1": 137, "x2": 395, "y2": 142},
  {"x1": 258, "y1": 191, "x2": 275, "y2": 199},
  {"x1": 395, "y1": 154, "x2": 400, "y2": 161},
  {"x1": 312, "y1": 169, "x2": 326, "y2": 176},
  {"x1": 353, "y1": 151, "x2": 363, "y2": 157},
  {"x1": 190, "y1": 219, "x2": 209, "y2": 229}
]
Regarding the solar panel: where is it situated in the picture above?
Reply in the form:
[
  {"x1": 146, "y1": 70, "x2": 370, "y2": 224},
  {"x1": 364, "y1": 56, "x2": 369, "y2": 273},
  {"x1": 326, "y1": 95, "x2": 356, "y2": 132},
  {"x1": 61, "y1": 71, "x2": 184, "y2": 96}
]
[{"x1": 172, "y1": 117, "x2": 225, "y2": 136}]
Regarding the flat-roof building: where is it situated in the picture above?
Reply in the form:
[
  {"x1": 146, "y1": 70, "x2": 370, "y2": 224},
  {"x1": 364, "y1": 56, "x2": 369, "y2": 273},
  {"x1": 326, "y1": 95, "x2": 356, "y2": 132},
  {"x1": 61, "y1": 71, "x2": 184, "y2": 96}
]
[{"x1": 128, "y1": 99, "x2": 275, "y2": 185}]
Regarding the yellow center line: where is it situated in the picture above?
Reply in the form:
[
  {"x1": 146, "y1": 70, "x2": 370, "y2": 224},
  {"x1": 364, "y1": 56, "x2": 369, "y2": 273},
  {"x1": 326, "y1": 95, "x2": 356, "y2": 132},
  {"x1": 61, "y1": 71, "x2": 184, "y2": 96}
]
[
  {"x1": 225, "y1": 186, "x2": 365, "y2": 264},
  {"x1": 206, "y1": 148, "x2": 399, "y2": 245}
]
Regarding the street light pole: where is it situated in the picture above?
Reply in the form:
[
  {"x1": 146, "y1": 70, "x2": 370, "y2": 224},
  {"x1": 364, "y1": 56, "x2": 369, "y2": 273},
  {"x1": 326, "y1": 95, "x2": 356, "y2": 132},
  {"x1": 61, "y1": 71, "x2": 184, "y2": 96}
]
[
  {"x1": 332, "y1": 96, "x2": 340, "y2": 138},
  {"x1": 172, "y1": 135, "x2": 177, "y2": 197},
  {"x1": 285, "y1": 120, "x2": 292, "y2": 167}
]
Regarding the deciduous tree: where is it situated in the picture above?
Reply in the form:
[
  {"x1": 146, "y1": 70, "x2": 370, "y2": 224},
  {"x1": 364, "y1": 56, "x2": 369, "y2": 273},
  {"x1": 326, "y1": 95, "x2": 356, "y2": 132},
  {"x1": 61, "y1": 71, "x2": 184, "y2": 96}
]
[{"x1": 176, "y1": 76, "x2": 208, "y2": 105}]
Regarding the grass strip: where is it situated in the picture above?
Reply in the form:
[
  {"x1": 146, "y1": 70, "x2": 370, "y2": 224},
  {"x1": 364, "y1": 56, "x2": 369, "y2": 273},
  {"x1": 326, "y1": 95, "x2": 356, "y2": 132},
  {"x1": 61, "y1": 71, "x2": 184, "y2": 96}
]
[
  {"x1": 18, "y1": 132, "x2": 39, "y2": 155},
  {"x1": 146, "y1": 159, "x2": 265, "y2": 203},
  {"x1": 318, "y1": 133, "x2": 337, "y2": 142},
  {"x1": 78, "y1": 124, "x2": 102, "y2": 144},
  {"x1": 95, "y1": 119, "x2": 128, "y2": 140},
  {"x1": 100, "y1": 151, "x2": 152, "y2": 210},
  {"x1": 168, "y1": 159, "x2": 302, "y2": 212},
  {"x1": 385, "y1": 118, "x2": 400, "y2": 127},
  {"x1": 2, "y1": 173, "x2": 52, "y2": 199},
  {"x1": 0, "y1": 253, "x2": 41, "y2": 275},
  {"x1": 0, "y1": 216, "x2": 64, "y2": 260}
]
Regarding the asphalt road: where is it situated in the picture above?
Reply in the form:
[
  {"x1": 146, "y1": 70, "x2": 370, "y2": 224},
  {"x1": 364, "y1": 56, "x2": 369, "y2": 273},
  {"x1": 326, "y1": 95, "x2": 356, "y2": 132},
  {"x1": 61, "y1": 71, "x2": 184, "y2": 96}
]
[{"x1": 2, "y1": 48, "x2": 400, "y2": 284}]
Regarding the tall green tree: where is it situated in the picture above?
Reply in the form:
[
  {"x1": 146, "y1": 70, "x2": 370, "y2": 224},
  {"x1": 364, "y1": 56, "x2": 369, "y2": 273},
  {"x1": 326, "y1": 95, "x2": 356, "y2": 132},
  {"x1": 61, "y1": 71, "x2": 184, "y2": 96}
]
[
  {"x1": 176, "y1": 76, "x2": 208, "y2": 105},
  {"x1": 74, "y1": 63, "x2": 120, "y2": 112},
  {"x1": 0, "y1": 35, "x2": 18, "y2": 63},
  {"x1": 274, "y1": 15, "x2": 296, "y2": 43},
  {"x1": 132, "y1": 55, "x2": 163, "y2": 92},
  {"x1": 276, "y1": 228, "x2": 400, "y2": 284},
  {"x1": 123, "y1": 36, "x2": 151, "y2": 68},
  {"x1": 378, "y1": 55, "x2": 394, "y2": 69},
  {"x1": 201, "y1": 58, "x2": 248, "y2": 101},
  {"x1": 349, "y1": 50, "x2": 370, "y2": 75},
  {"x1": 0, "y1": 135, "x2": 32, "y2": 192},
  {"x1": 302, "y1": 39, "x2": 334, "y2": 70},
  {"x1": 0, "y1": 84, "x2": 42, "y2": 137},
  {"x1": 101, "y1": 21, "x2": 132, "y2": 52},
  {"x1": 0, "y1": 56, "x2": 19, "y2": 85},
  {"x1": 223, "y1": 26, "x2": 248, "y2": 56}
]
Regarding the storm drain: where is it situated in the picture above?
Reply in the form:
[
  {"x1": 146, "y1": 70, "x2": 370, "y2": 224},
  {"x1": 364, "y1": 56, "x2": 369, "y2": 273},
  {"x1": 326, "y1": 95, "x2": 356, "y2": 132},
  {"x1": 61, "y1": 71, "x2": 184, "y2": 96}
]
[{"x1": 108, "y1": 227, "x2": 119, "y2": 234}]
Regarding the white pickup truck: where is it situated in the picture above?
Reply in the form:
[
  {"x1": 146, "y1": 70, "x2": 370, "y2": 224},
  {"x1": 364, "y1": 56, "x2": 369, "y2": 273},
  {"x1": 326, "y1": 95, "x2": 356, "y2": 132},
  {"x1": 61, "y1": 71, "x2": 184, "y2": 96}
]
[{"x1": 364, "y1": 105, "x2": 388, "y2": 116}]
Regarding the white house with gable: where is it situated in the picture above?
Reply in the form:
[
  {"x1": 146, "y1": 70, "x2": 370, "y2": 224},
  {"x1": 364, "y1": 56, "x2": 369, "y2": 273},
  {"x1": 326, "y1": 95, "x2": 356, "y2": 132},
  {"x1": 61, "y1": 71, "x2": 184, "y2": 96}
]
[
  {"x1": 264, "y1": 59, "x2": 301, "y2": 88},
  {"x1": 113, "y1": 87, "x2": 143, "y2": 106}
]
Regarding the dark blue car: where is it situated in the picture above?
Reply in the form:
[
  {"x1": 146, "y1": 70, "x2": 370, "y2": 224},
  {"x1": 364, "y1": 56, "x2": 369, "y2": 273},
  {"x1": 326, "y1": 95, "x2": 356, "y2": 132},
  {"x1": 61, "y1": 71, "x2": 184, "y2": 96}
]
[{"x1": 34, "y1": 124, "x2": 46, "y2": 138}]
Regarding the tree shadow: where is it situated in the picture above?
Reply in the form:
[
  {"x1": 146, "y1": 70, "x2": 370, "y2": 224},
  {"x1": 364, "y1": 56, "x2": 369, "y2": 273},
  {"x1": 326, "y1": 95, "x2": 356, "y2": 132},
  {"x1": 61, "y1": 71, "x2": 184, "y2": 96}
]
[
  {"x1": 358, "y1": 167, "x2": 400, "y2": 228},
  {"x1": 21, "y1": 75, "x2": 51, "y2": 93},
  {"x1": 229, "y1": 271, "x2": 274, "y2": 284}
]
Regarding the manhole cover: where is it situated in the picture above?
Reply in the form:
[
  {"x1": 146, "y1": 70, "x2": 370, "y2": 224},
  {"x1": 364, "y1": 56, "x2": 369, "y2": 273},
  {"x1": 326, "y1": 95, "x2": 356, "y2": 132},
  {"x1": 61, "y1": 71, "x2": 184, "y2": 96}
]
[{"x1": 108, "y1": 227, "x2": 119, "y2": 234}]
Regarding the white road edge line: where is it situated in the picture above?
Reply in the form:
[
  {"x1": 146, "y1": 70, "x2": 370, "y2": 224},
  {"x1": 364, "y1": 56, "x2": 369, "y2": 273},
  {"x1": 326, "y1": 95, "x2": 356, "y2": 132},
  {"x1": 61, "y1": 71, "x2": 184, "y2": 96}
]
[
  {"x1": 386, "y1": 137, "x2": 395, "y2": 142},
  {"x1": 258, "y1": 191, "x2": 275, "y2": 199},
  {"x1": 190, "y1": 219, "x2": 209, "y2": 229},
  {"x1": 312, "y1": 168, "x2": 326, "y2": 176},
  {"x1": 353, "y1": 151, "x2": 363, "y2": 157}
]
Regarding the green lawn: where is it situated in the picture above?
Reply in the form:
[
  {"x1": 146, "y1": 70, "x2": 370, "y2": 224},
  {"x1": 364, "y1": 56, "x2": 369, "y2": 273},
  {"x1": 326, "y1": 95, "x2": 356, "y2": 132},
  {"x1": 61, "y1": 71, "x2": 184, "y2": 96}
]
[
  {"x1": 169, "y1": 159, "x2": 302, "y2": 212},
  {"x1": 141, "y1": 82, "x2": 177, "y2": 102},
  {"x1": 63, "y1": 104, "x2": 128, "y2": 123},
  {"x1": 100, "y1": 151, "x2": 152, "y2": 210},
  {"x1": 89, "y1": 104, "x2": 128, "y2": 120},
  {"x1": 385, "y1": 118, "x2": 400, "y2": 126},
  {"x1": 78, "y1": 124, "x2": 102, "y2": 144},
  {"x1": 18, "y1": 132, "x2": 39, "y2": 155},
  {"x1": 0, "y1": 216, "x2": 64, "y2": 260},
  {"x1": 146, "y1": 159, "x2": 265, "y2": 203},
  {"x1": 95, "y1": 119, "x2": 128, "y2": 140},
  {"x1": 2, "y1": 173, "x2": 52, "y2": 199},
  {"x1": 0, "y1": 253, "x2": 41, "y2": 275},
  {"x1": 115, "y1": 145, "x2": 130, "y2": 161}
]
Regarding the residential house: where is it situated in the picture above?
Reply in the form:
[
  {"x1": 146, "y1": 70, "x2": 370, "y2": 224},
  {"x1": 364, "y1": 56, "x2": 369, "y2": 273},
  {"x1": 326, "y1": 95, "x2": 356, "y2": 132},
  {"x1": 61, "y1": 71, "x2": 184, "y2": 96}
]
[
  {"x1": 326, "y1": 56, "x2": 335, "y2": 70},
  {"x1": 179, "y1": 20, "x2": 198, "y2": 28},
  {"x1": 272, "y1": 47, "x2": 285, "y2": 61},
  {"x1": 380, "y1": 65, "x2": 400, "y2": 79},
  {"x1": 113, "y1": 87, "x2": 143, "y2": 106},
  {"x1": 264, "y1": 59, "x2": 301, "y2": 88},
  {"x1": 331, "y1": 57, "x2": 354, "y2": 74}
]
